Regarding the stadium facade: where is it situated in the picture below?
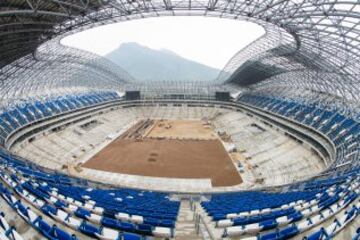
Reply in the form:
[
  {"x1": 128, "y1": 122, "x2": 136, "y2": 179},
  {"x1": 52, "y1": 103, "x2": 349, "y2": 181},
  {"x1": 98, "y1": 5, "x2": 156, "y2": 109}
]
[{"x1": 0, "y1": 1, "x2": 359, "y2": 240}]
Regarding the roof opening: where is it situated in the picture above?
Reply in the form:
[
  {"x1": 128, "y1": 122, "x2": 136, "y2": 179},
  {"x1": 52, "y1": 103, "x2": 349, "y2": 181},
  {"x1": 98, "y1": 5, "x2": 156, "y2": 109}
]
[{"x1": 61, "y1": 17, "x2": 264, "y2": 82}]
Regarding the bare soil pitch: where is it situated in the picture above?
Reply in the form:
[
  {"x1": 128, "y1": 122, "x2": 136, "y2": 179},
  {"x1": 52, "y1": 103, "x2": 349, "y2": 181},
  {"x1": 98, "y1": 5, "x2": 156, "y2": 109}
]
[
  {"x1": 146, "y1": 119, "x2": 217, "y2": 140},
  {"x1": 83, "y1": 120, "x2": 242, "y2": 187}
]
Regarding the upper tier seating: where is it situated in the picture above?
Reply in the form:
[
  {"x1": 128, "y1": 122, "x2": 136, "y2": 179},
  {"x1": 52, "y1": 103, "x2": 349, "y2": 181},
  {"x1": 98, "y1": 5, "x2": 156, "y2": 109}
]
[
  {"x1": 239, "y1": 94, "x2": 360, "y2": 169},
  {"x1": 0, "y1": 150, "x2": 180, "y2": 239},
  {"x1": 0, "y1": 91, "x2": 120, "y2": 146}
]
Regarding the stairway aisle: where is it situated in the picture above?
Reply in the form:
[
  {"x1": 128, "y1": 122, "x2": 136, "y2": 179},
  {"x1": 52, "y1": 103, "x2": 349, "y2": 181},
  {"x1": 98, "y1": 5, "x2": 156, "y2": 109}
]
[{"x1": 175, "y1": 200, "x2": 203, "y2": 240}]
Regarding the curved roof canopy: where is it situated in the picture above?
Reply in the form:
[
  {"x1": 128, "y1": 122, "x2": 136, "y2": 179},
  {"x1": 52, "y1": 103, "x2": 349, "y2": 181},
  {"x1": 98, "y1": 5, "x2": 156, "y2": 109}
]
[{"x1": 0, "y1": 0, "x2": 360, "y2": 103}]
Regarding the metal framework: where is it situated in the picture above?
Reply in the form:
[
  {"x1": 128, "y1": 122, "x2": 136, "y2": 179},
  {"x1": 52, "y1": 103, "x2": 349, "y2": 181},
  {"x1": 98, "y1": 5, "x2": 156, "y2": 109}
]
[
  {"x1": 0, "y1": 0, "x2": 360, "y2": 105},
  {"x1": 0, "y1": 39, "x2": 134, "y2": 106}
]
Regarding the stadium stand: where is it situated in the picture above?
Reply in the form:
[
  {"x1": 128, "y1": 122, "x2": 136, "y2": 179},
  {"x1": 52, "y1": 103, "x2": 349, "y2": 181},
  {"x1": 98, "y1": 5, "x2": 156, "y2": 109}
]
[
  {"x1": 10, "y1": 103, "x2": 325, "y2": 188},
  {"x1": 0, "y1": 91, "x2": 357, "y2": 239},
  {"x1": 0, "y1": 211, "x2": 22, "y2": 240},
  {"x1": 239, "y1": 94, "x2": 360, "y2": 170},
  {"x1": 1, "y1": 0, "x2": 360, "y2": 238},
  {"x1": 0, "y1": 149, "x2": 179, "y2": 239},
  {"x1": 0, "y1": 93, "x2": 186, "y2": 239},
  {"x1": 201, "y1": 169, "x2": 359, "y2": 238},
  {"x1": 353, "y1": 228, "x2": 360, "y2": 240},
  {"x1": 0, "y1": 91, "x2": 119, "y2": 146}
]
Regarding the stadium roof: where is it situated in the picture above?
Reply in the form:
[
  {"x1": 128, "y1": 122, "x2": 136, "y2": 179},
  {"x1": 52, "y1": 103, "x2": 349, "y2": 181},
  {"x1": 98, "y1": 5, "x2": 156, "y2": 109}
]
[{"x1": 0, "y1": 0, "x2": 360, "y2": 103}]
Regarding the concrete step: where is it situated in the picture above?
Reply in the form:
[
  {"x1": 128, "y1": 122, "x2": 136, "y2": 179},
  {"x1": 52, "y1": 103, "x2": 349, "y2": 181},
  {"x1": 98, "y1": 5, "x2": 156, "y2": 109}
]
[{"x1": 175, "y1": 200, "x2": 202, "y2": 240}]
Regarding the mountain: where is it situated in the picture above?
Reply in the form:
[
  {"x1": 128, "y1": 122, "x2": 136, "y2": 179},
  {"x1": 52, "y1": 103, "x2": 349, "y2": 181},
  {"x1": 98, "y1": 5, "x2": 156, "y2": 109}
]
[{"x1": 105, "y1": 42, "x2": 220, "y2": 82}]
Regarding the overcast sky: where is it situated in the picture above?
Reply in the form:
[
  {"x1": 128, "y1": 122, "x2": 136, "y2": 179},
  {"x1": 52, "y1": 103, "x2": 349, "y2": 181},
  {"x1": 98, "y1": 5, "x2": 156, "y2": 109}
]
[{"x1": 61, "y1": 17, "x2": 264, "y2": 69}]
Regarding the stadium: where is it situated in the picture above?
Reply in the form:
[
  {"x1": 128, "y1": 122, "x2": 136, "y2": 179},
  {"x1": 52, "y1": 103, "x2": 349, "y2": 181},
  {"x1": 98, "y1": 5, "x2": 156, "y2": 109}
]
[{"x1": 0, "y1": 1, "x2": 359, "y2": 240}]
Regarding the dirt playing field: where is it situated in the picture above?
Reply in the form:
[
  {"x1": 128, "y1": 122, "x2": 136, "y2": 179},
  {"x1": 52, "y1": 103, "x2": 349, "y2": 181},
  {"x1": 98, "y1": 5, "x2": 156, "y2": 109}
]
[
  {"x1": 83, "y1": 139, "x2": 241, "y2": 186},
  {"x1": 146, "y1": 119, "x2": 217, "y2": 140},
  {"x1": 83, "y1": 119, "x2": 242, "y2": 187}
]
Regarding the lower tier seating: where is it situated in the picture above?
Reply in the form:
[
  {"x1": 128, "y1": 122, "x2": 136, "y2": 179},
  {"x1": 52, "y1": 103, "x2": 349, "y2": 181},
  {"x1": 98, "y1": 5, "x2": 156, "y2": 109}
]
[
  {"x1": 201, "y1": 169, "x2": 359, "y2": 239},
  {"x1": 0, "y1": 150, "x2": 180, "y2": 239},
  {"x1": 0, "y1": 210, "x2": 23, "y2": 240},
  {"x1": 353, "y1": 228, "x2": 360, "y2": 240}
]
